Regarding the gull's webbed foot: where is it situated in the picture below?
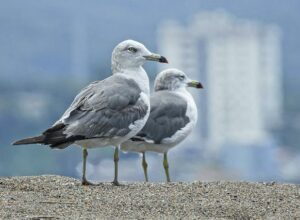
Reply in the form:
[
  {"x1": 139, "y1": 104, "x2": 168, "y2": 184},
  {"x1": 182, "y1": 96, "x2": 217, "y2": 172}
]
[
  {"x1": 82, "y1": 178, "x2": 98, "y2": 186},
  {"x1": 112, "y1": 180, "x2": 122, "y2": 186}
]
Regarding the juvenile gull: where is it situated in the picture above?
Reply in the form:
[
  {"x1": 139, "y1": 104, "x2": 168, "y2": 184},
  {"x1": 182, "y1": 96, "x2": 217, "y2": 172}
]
[
  {"x1": 13, "y1": 39, "x2": 168, "y2": 185},
  {"x1": 121, "y1": 68, "x2": 202, "y2": 182}
]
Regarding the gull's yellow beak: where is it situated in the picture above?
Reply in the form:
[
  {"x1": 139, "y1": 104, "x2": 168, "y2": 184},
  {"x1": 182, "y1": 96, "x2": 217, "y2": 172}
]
[
  {"x1": 187, "y1": 80, "x2": 203, "y2": 89},
  {"x1": 143, "y1": 54, "x2": 168, "y2": 63}
]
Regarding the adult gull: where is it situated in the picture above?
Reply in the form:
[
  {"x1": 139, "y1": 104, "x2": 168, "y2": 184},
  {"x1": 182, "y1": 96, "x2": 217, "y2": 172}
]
[
  {"x1": 13, "y1": 39, "x2": 168, "y2": 185},
  {"x1": 121, "y1": 68, "x2": 202, "y2": 182}
]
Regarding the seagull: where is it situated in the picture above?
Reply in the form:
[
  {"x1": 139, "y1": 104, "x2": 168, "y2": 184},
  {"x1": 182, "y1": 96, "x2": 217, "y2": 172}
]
[
  {"x1": 121, "y1": 68, "x2": 203, "y2": 182},
  {"x1": 12, "y1": 39, "x2": 168, "y2": 186}
]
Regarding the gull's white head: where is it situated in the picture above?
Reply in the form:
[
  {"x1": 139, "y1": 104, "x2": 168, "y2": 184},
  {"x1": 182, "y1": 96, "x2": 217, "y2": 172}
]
[
  {"x1": 154, "y1": 68, "x2": 203, "y2": 91},
  {"x1": 111, "y1": 39, "x2": 168, "y2": 73}
]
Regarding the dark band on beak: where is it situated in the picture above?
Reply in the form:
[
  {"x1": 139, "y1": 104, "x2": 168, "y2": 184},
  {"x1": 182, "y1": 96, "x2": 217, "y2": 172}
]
[
  {"x1": 196, "y1": 82, "x2": 203, "y2": 89},
  {"x1": 159, "y1": 56, "x2": 168, "y2": 63}
]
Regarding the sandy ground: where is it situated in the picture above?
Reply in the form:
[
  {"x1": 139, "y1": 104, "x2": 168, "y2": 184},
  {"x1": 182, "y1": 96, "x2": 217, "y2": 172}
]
[{"x1": 0, "y1": 175, "x2": 299, "y2": 219}]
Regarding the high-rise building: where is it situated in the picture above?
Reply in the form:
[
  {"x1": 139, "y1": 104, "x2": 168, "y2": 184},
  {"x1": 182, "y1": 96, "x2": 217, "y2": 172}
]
[{"x1": 157, "y1": 11, "x2": 282, "y2": 154}]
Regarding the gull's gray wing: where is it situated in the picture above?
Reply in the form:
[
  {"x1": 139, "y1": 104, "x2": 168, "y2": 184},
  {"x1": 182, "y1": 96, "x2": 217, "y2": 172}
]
[
  {"x1": 19, "y1": 74, "x2": 149, "y2": 149},
  {"x1": 61, "y1": 74, "x2": 148, "y2": 138},
  {"x1": 131, "y1": 91, "x2": 189, "y2": 144}
]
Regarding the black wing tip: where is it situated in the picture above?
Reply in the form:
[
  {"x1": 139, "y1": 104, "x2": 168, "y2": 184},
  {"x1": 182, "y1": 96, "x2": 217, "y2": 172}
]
[
  {"x1": 11, "y1": 140, "x2": 21, "y2": 145},
  {"x1": 11, "y1": 135, "x2": 45, "y2": 146},
  {"x1": 11, "y1": 140, "x2": 32, "y2": 145},
  {"x1": 11, "y1": 139, "x2": 30, "y2": 145}
]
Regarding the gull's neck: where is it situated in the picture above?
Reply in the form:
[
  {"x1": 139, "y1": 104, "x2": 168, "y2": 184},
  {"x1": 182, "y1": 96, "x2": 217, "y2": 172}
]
[
  {"x1": 113, "y1": 66, "x2": 150, "y2": 96},
  {"x1": 174, "y1": 87, "x2": 190, "y2": 96},
  {"x1": 111, "y1": 60, "x2": 123, "y2": 74},
  {"x1": 174, "y1": 87, "x2": 198, "y2": 123},
  {"x1": 174, "y1": 87, "x2": 195, "y2": 106},
  {"x1": 157, "y1": 86, "x2": 189, "y2": 94}
]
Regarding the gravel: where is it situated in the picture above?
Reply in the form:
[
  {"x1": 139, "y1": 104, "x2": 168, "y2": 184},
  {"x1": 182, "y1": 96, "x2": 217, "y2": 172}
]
[{"x1": 0, "y1": 175, "x2": 299, "y2": 219}]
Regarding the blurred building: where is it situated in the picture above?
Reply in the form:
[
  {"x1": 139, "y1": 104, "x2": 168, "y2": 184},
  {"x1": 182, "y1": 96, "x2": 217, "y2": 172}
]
[
  {"x1": 158, "y1": 11, "x2": 282, "y2": 151},
  {"x1": 157, "y1": 11, "x2": 282, "y2": 156}
]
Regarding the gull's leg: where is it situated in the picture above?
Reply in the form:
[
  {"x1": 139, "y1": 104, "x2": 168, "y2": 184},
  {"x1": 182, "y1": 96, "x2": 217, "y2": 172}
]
[
  {"x1": 82, "y1": 147, "x2": 88, "y2": 184},
  {"x1": 82, "y1": 147, "x2": 95, "y2": 185},
  {"x1": 163, "y1": 152, "x2": 171, "y2": 183},
  {"x1": 142, "y1": 152, "x2": 149, "y2": 182},
  {"x1": 112, "y1": 146, "x2": 120, "y2": 186}
]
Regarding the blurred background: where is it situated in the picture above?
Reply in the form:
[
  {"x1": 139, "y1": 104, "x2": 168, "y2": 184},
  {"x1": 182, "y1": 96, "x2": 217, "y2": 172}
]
[{"x1": 1, "y1": 0, "x2": 299, "y2": 183}]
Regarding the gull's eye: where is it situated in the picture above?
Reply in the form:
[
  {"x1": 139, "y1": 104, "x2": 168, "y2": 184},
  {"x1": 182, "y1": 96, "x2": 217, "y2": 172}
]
[
  {"x1": 179, "y1": 75, "x2": 185, "y2": 80},
  {"x1": 127, "y1": 47, "x2": 138, "y2": 53}
]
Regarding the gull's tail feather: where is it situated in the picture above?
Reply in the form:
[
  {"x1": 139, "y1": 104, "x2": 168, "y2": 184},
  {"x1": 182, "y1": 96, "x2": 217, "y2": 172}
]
[
  {"x1": 12, "y1": 135, "x2": 45, "y2": 145},
  {"x1": 12, "y1": 123, "x2": 85, "y2": 149}
]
